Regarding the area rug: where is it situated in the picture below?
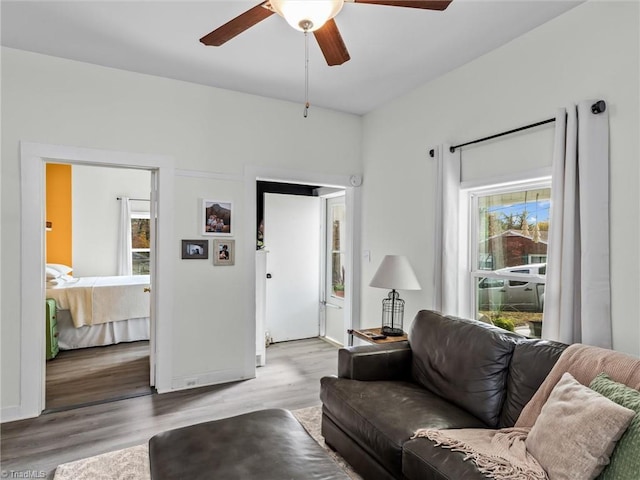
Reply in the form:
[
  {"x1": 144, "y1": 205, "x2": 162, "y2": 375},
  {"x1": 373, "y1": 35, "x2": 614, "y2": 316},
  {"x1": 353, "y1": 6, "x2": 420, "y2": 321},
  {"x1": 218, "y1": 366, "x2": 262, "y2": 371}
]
[{"x1": 53, "y1": 406, "x2": 361, "y2": 480}]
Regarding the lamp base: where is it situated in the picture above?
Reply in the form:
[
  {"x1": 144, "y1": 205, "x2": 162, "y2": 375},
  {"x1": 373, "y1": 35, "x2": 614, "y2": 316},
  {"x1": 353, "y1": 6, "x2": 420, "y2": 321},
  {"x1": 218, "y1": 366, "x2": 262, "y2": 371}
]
[{"x1": 381, "y1": 325, "x2": 404, "y2": 337}]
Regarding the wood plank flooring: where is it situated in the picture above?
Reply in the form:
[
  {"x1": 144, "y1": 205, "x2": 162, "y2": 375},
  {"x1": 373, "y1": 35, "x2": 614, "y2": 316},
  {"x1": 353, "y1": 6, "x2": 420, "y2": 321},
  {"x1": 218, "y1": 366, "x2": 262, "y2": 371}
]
[
  {"x1": 1, "y1": 338, "x2": 339, "y2": 479},
  {"x1": 46, "y1": 341, "x2": 152, "y2": 411}
]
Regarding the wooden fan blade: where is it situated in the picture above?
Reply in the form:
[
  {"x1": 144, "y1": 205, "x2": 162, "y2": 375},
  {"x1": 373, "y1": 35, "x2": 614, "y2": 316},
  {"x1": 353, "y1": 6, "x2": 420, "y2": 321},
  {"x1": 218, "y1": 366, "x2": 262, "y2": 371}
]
[
  {"x1": 353, "y1": 0, "x2": 452, "y2": 10},
  {"x1": 313, "y1": 19, "x2": 351, "y2": 66},
  {"x1": 200, "y1": 2, "x2": 274, "y2": 46}
]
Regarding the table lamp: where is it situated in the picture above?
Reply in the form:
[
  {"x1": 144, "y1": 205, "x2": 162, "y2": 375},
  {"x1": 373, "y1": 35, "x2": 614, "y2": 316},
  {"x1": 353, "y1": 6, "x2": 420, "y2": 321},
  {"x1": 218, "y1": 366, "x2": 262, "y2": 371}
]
[{"x1": 369, "y1": 255, "x2": 421, "y2": 336}]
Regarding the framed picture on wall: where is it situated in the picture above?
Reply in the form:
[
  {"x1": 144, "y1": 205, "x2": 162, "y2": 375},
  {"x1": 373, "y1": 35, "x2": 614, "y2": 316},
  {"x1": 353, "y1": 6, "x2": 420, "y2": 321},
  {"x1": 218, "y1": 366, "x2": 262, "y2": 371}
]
[
  {"x1": 213, "y1": 239, "x2": 235, "y2": 266},
  {"x1": 182, "y1": 239, "x2": 208, "y2": 259},
  {"x1": 202, "y1": 199, "x2": 233, "y2": 236}
]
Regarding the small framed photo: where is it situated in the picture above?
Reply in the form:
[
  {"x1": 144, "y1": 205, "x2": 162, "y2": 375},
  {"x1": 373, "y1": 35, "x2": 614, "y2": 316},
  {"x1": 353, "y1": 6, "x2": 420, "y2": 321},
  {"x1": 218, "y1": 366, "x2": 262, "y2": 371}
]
[
  {"x1": 213, "y1": 239, "x2": 235, "y2": 266},
  {"x1": 182, "y1": 239, "x2": 208, "y2": 259},
  {"x1": 202, "y1": 200, "x2": 232, "y2": 236}
]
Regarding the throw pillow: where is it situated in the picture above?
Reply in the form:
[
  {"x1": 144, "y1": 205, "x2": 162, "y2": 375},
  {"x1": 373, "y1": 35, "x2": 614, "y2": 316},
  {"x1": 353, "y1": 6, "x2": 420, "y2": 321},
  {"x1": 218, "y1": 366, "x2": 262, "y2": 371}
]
[
  {"x1": 525, "y1": 372, "x2": 635, "y2": 480},
  {"x1": 589, "y1": 373, "x2": 640, "y2": 480}
]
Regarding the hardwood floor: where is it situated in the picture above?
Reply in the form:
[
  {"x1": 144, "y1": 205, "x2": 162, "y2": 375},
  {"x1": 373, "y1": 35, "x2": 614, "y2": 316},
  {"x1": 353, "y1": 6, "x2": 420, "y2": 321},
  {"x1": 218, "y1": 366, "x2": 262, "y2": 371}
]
[
  {"x1": 1, "y1": 338, "x2": 339, "y2": 479},
  {"x1": 46, "y1": 341, "x2": 152, "y2": 411}
]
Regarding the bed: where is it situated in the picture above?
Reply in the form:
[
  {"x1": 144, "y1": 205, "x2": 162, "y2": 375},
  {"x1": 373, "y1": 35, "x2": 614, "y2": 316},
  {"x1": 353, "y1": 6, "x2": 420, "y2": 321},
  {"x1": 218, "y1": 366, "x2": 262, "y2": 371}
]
[{"x1": 46, "y1": 272, "x2": 151, "y2": 350}]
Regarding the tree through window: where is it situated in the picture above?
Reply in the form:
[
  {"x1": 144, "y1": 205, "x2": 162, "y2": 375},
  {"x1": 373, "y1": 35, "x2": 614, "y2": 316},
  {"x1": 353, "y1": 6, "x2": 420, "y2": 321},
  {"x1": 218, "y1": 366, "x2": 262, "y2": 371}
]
[
  {"x1": 469, "y1": 182, "x2": 551, "y2": 337},
  {"x1": 131, "y1": 213, "x2": 150, "y2": 275}
]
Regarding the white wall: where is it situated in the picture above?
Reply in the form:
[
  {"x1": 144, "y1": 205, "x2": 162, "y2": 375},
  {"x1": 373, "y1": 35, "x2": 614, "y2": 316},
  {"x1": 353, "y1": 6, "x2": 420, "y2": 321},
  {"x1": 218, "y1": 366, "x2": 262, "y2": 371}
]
[
  {"x1": 2, "y1": 0, "x2": 638, "y2": 418},
  {"x1": 1, "y1": 48, "x2": 362, "y2": 412},
  {"x1": 72, "y1": 165, "x2": 150, "y2": 276},
  {"x1": 360, "y1": 0, "x2": 640, "y2": 356}
]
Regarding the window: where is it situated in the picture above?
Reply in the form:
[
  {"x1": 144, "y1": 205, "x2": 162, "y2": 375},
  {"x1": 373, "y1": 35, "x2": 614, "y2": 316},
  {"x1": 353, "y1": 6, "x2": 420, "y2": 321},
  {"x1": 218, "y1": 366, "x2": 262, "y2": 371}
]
[
  {"x1": 528, "y1": 254, "x2": 547, "y2": 264},
  {"x1": 326, "y1": 196, "x2": 346, "y2": 299},
  {"x1": 467, "y1": 180, "x2": 551, "y2": 337},
  {"x1": 131, "y1": 212, "x2": 150, "y2": 275}
]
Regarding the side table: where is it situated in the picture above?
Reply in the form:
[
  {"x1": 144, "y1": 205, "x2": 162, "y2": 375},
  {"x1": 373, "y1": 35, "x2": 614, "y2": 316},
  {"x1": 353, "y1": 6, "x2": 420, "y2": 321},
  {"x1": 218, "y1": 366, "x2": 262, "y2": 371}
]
[{"x1": 347, "y1": 327, "x2": 408, "y2": 346}]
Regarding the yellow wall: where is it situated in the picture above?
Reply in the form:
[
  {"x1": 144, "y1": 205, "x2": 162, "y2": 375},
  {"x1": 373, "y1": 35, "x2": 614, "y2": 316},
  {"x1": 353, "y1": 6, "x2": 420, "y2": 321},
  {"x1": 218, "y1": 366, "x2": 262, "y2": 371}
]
[{"x1": 46, "y1": 164, "x2": 72, "y2": 266}]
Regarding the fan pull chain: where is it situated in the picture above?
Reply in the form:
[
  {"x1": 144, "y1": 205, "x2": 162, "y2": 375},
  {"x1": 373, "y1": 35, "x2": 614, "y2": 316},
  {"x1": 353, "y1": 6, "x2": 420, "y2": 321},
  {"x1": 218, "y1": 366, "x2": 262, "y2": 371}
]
[{"x1": 303, "y1": 30, "x2": 310, "y2": 118}]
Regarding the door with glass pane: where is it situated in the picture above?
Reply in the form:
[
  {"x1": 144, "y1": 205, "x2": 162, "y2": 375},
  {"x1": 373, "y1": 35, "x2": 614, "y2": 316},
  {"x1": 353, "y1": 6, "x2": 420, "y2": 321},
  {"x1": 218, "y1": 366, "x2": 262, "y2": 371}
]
[{"x1": 324, "y1": 195, "x2": 345, "y2": 344}]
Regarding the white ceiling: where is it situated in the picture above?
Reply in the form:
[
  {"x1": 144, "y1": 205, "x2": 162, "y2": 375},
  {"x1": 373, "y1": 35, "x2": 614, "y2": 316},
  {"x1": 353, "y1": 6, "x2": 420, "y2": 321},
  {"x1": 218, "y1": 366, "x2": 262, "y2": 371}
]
[{"x1": 1, "y1": 1, "x2": 583, "y2": 115}]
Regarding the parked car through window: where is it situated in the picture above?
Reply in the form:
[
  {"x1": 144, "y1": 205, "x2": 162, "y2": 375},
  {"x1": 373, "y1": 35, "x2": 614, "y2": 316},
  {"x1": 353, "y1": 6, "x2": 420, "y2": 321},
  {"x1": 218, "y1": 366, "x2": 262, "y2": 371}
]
[{"x1": 477, "y1": 263, "x2": 546, "y2": 313}]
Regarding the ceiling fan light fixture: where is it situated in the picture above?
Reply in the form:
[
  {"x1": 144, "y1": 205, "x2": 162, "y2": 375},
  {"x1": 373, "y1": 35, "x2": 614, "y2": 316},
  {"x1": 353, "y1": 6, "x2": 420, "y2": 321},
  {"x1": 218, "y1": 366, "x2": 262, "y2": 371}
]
[{"x1": 270, "y1": 0, "x2": 344, "y2": 32}]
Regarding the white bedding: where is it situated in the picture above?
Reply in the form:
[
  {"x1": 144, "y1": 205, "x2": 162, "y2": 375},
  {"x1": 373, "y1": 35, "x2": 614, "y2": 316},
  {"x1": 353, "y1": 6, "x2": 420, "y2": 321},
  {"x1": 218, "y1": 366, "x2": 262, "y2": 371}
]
[
  {"x1": 56, "y1": 309, "x2": 149, "y2": 350},
  {"x1": 46, "y1": 275, "x2": 150, "y2": 327}
]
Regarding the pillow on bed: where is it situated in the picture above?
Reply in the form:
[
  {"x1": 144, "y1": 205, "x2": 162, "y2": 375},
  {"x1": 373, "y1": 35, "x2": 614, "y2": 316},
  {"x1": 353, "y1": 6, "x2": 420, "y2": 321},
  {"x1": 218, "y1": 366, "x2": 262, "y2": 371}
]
[
  {"x1": 46, "y1": 263, "x2": 73, "y2": 275},
  {"x1": 45, "y1": 266, "x2": 62, "y2": 280},
  {"x1": 46, "y1": 274, "x2": 78, "y2": 287}
]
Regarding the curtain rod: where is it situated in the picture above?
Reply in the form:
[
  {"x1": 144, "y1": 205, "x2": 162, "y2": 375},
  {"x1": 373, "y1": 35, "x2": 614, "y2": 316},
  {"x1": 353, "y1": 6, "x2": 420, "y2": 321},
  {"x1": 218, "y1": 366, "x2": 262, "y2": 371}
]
[
  {"x1": 116, "y1": 197, "x2": 150, "y2": 202},
  {"x1": 428, "y1": 100, "x2": 606, "y2": 157},
  {"x1": 448, "y1": 117, "x2": 555, "y2": 153}
]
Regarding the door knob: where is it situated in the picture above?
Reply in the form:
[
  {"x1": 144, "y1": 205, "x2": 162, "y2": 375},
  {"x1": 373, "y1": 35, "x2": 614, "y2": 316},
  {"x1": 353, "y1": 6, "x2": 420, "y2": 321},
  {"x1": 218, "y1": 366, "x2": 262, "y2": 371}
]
[
  {"x1": 266, "y1": 273, "x2": 272, "y2": 279},
  {"x1": 144, "y1": 287, "x2": 151, "y2": 293}
]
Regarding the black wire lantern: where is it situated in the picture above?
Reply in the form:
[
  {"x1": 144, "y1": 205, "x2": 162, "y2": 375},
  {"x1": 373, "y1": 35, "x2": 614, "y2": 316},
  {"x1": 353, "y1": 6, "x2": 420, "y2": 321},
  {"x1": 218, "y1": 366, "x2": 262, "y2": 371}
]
[{"x1": 381, "y1": 290, "x2": 405, "y2": 336}]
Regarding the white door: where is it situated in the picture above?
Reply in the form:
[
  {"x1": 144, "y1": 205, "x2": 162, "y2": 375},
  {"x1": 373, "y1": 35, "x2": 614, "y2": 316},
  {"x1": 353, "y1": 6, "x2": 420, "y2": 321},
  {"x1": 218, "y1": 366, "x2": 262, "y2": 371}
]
[
  {"x1": 264, "y1": 193, "x2": 321, "y2": 343},
  {"x1": 323, "y1": 195, "x2": 346, "y2": 344}
]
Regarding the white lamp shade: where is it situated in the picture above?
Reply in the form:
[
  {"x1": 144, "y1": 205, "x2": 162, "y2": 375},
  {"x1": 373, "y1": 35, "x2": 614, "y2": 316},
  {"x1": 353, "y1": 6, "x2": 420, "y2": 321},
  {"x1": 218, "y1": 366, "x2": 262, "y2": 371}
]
[
  {"x1": 270, "y1": 0, "x2": 344, "y2": 32},
  {"x1": 369, "y1": 255, "x2": 421, "y2": 291}
]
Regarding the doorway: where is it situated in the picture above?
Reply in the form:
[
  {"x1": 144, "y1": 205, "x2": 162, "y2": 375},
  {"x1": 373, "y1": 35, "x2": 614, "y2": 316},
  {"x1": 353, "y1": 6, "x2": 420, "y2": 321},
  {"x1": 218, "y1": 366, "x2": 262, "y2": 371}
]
[
  {"x1": 253, "y1": 176, "x2": 355, "y2": 366},
  {"x1": 44, "y1": 163, "x2": 154, "y2": 411},
  {"x1": 19, "y1": 142, "x2": 174, "y2": 420}
]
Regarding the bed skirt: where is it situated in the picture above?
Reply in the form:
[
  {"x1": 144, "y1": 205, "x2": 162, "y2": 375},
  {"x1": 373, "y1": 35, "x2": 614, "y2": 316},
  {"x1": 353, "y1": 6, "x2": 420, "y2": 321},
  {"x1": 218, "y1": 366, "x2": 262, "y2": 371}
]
[{"x1": 57, "y1": 309, "x2": 150, "y2": 350}]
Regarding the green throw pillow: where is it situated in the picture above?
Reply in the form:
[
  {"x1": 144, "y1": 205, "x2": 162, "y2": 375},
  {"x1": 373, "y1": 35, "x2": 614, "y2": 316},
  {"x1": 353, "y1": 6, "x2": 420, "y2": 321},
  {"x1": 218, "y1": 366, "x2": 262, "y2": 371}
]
[{"x1": 590, "y1": 373, "x2": 640, "y2": 480}]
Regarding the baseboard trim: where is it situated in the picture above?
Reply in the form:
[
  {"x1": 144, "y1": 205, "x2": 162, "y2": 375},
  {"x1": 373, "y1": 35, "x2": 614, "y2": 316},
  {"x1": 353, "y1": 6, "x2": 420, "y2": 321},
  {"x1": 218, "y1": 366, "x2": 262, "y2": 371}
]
[
  {"x1": 1, "y1": 405, "x2": 28, "y2": 423},
  {"x1": 170, "y1": 368, "x2": 255, "y2": 392}
]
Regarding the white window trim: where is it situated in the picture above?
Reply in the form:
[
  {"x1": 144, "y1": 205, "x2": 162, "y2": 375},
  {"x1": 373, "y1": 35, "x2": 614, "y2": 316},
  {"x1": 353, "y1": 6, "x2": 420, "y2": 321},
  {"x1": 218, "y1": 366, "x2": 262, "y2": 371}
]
[{"x1": 461, "y1": 176, "x2": 552, "y2": 320}]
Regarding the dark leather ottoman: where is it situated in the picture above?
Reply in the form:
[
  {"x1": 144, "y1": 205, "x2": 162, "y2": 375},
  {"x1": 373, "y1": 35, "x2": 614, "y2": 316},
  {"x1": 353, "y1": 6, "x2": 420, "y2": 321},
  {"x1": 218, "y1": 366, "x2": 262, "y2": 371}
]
[{"x1": 149, "y1": 408, "x2": 350, "y2": 480}]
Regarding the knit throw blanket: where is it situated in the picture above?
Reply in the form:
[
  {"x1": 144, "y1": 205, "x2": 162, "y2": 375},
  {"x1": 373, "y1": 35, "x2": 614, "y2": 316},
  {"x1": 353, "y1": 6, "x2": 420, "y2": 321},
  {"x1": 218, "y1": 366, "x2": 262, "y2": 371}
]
[
  {"x1": 412, "y1": 343, "x2": 640, "y2": 480},
  {"x1": 412, "y1": 427, "x2": 546, "y2": 479}
]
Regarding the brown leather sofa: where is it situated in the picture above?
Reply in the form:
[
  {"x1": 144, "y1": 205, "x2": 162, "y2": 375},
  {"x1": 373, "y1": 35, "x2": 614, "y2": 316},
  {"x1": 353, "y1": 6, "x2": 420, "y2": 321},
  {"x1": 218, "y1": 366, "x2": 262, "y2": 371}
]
[{"x1": 320, "y1": 310, "x2": 567, "y2": 480}]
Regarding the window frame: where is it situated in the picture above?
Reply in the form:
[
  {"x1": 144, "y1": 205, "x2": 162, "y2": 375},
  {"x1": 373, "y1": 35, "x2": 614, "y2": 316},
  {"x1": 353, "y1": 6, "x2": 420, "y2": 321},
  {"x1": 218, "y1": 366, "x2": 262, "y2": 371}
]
[
  {"x1": 463, "y1": 177, "x2": 551, "y2": 320},
  {"x1": 325, "y1": 194, "x2": 346, "y2": 301}
]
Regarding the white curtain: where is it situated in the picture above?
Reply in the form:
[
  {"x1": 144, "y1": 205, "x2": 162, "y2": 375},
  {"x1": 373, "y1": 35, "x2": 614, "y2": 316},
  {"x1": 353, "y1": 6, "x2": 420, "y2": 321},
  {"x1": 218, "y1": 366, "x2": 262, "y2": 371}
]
[
  {"x1": 542, "y1": 100, "x2": 611, "y2": 348},
  {"x1": 433, "y1": 144, "x2": 461, "y2": 315},
  {"x1": 117, "y1": 196, "x2": 133, "y2": 276}
]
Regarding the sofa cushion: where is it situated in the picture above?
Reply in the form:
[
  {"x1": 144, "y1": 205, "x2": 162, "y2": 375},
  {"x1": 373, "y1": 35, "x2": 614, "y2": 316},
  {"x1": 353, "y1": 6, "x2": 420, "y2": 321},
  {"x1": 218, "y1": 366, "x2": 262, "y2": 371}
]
[
  {"x1": 402, "y1": 437, "x2": 491, "y2": 480},
  {"x1": 320, "y1": 377, "x2": 486, "y2": 476},
  {"x1": 499, "y1": 338, "x2": 567, "y2": 427},
  {"x1": 409, "y1": 310, "x2": 517, "y2": 427}
]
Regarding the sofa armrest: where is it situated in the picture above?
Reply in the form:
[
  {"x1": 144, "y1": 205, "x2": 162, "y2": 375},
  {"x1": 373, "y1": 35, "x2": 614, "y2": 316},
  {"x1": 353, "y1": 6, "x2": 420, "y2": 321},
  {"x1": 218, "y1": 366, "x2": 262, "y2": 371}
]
[{"x1": 338, "y1": 342, "x2": 412, "y2": 381}]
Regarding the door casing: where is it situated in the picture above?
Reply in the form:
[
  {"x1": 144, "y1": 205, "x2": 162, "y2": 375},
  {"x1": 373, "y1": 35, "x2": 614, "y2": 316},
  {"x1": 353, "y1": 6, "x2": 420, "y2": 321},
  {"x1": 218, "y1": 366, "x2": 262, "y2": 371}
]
[
  {"x1": 18, "y1": 141, "x2": 174, "y2": 420},
  {"x1": 245, "y1": 166, "x2": 361, "y2": 373}
]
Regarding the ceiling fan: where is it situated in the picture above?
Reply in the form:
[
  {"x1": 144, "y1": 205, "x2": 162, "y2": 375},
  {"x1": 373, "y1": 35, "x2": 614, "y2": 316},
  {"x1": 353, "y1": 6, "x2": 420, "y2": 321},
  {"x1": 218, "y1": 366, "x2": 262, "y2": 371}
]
[{"x1": 200, "y1": 0, "x2": 453, "y2": 66}]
